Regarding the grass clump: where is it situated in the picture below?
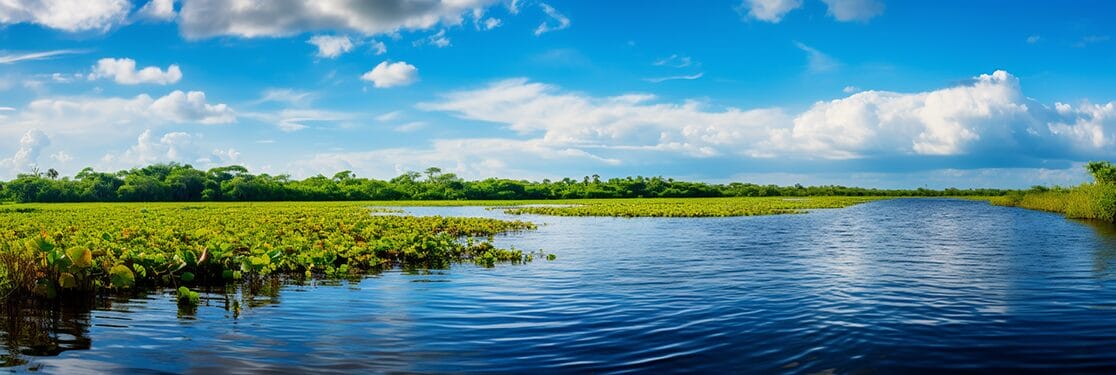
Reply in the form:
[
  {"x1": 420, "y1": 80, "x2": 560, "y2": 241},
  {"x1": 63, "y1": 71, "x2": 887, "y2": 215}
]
[{"x1": 990, "y1": 161, "x2": 1116, "y2": 223}]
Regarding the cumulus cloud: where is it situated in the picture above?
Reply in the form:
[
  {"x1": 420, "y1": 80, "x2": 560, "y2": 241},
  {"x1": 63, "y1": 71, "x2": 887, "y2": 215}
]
[
  {"x1": 89, "y1": 58, "x2": 183, "y2": 85},
  {"x1": 293, "y1": 138, "x2": 619, "y2": 181},
  {"x1": 0, "y1": 0, "x2": 130, "y2": 32},
  {"x1": 418, "y1": 71, "x2": 1116, "y2": 170},
  {"x1": 737, "y1": 0, "x2": 802, "y2": 23},
  {"x1": 0, "y1": 129, "x2": 51, "y2": 173},
  {"x1": 820, "y1": 0, "x2": 885, "y2": 22},
  {"x1": 177, "y1": 0, "x2": 498, "y2": 39},
  {"x1": 4, "y1": 90, "x2": 234, "y2": 137},
  {"x1": 361, "y1": 61, "x2": 419, "y2": 88},
  {"x1": 138, "y1": 0, "x2": 176, "y2": 21},
  {"x1": 103, "y1": 129, "x2": 240, "y2": 168},
  {"x1": 307, "y1": 35, "x2": 354, "y2": 58},
  {"x1": 149, "y1": 90, "x2": 235, "y2": 124},
  {"x1": 534, "y1": 3, "x2": 570, "y2": 36},
  {"x1": 420, "y1": 78, "x2": 789, "y2": 158}
]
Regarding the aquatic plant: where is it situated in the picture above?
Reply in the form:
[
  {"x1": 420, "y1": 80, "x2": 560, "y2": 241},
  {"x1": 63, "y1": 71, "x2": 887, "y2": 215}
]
[
  {"x1": 0, "y1": 202, "x2": 536, "y2": 302},
  {"x1": 498, "y1": 197, "x2": 886, "y2": 217},
  {"x1": 990, "y1": 161, "x2": 1116, "y2": 223}
]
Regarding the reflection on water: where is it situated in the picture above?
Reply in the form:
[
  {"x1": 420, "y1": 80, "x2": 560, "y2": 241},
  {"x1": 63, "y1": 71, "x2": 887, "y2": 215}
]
[
  {"x1": 1083, "y1": 219, "x2": 1116, "y2": 279},
  {"x1": 3, "y1": 199, "x2": 1116, "y2": 373}
]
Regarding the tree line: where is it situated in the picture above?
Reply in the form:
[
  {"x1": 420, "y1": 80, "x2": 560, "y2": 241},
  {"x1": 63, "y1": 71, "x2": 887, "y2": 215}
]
[{"x1": 0, "y1": 163, "x2": 1013, "y2": 203}]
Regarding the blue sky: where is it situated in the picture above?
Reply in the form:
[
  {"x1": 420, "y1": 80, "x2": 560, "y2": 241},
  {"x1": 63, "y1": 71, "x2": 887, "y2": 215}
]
[{"x1": 0, "y1": 0, "x2": 1114, "y2": 188}]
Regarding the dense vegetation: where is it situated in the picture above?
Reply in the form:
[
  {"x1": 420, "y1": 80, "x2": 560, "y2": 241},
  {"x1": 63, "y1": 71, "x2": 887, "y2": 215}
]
[
  {"x1": 0, "y1": 202, "x2": 538, "y2": 302},
  {"x1": 0, "y1": 164, "x2": 1011, "y2": 203},
  {"x1": 990, "y1": 161, "x2": 1116, "y2": 222},
  {"x1": 498, "y1": 197, "x2": 885, "y2": 217}
]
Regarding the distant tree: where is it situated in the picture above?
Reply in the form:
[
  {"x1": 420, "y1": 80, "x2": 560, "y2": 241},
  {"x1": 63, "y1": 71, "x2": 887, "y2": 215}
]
[
  {"x1": 46, "y1": 168, "x2": 59, "y2": 180},
  {"x1": 1086, "y1": 161, "x2": 1116, "y2": 185},
  {"x1": 333, "y1": 170, "x2": 355, "y2": 182}
]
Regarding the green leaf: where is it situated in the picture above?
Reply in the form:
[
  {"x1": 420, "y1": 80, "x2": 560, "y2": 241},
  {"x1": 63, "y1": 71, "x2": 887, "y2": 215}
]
[
  {"x1": 110, "y1": 265, "x2": 135, "y2": 288},
  {"x1": 36, "y1": 238, "x2": 54, "y2": 252},
  {"x1": 133, "y1": 264, "x2": 147, "y2": 278},
  {"x1": 180, "y1": 272, "x2": 195, "y2": 282},
  {"x1": 67, "y1": 247, "x2": 93, "y2": 268},
  {"x1": 58, "y1": 273, "x2": 77, "y2": 289}
]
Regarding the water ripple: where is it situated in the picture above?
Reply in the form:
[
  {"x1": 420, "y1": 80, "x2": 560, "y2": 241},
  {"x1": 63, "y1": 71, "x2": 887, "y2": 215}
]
[{"x1": 5, "y1": 199, "x2": 1116, "y2": 373}]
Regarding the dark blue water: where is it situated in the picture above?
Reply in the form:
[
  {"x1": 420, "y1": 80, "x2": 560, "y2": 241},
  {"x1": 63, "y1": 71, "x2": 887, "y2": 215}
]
[{"x1": 5, "y1": 199, "x2": 1116, "y2": 373}]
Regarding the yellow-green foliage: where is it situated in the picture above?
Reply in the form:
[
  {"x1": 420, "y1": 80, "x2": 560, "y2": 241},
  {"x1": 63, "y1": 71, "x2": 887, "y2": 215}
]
[
  {"x1": 0, "y1": 202, "x2": 536, "y2": 300},
  {"x1": 498, "y1": 197, "x2": 887, "y2": 217},
  {"x1": 991, "y1": 184, "x2": 1116, "y2": 222}
]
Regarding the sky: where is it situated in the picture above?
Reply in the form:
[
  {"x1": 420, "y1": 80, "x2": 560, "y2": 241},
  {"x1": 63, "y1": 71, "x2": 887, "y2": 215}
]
[{"x1": 0, "y1": 0, "x2": 1114, "y2": 188}]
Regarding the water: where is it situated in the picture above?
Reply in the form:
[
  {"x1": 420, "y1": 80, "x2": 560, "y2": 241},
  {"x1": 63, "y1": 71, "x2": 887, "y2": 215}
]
[{"x1": 5, "y1": 199, "x2": 1116, "y2": 373}]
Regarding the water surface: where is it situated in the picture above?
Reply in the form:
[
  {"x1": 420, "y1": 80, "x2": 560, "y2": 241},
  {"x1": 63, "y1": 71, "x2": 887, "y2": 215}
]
[{"x1": 5, "y1": 199, "x2": 1116, "y2": 373}]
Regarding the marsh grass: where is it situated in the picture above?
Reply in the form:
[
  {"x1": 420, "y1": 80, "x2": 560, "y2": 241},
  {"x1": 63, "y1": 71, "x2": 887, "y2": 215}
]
[{"x1": 990, "y1": 184, "x2": 1116, "y2": 222}]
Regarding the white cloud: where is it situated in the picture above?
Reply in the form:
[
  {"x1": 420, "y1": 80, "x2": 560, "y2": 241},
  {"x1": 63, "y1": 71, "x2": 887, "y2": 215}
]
[
  {"x1": 307, "y1": 35, "x2": 354, "y2": 58},
  {"x1": 653, "y1": 54, "x2": 694, "y2": 68},
  {"x1": 1075, "y1": 35, "x2": 1110, "y2": 48},
  {"x1": 843, "y1": 85, "x2": 860, "y2": 94},
  {"x1": 89, "y1": 58, "x2": 183, "y2": 85},
  {"x1": 737, "y1": 0, "x2": 802, "y2": 23},
  {"x1": 534, "y1": 3, "x2": 570, "y2": 36},
  {"x1": 177, "y1": 0, "x2": 498, "y2": 39},
  {"x1": 102, "y1": 129, "x2": 241, "y2": 168},
  {"x1": 794, "y1": 42, "x2": 840, "y2": 73},
  {"x1": 0, "y1": 49, "x2": 86, "y2": 64},
  {"x1": 138, "y1": 0, "x2": 176, "y2": 21},
  {"x1": 482, "y1": 17, "x2": 502, "y2": 30},
  {"x1": 420, "y1": 78, "x2": 788, "y2": 158},
  {"x1": 1047, "y1": 101, "x2": 1116, "y2": 150},
  {"x1": 149, "y1": 91, "x2": 235, "y2": 124},
  {"x1": 242, "y1": 108, "x2": 350, "y2": 132},
  {"x1": 419, "y1": 71, "x2": 1116, "y2": 168},
  {"x1": 370, "y1": 40, "x2": 388, "y2": 55},
  {"x1": 820, "y1": 0, "x2": 885, "y2": 22},
  {"x1": 50, "y1": 151, "x2": 73, "y2": 163},
  {"x1": 1026, "y1": 35, "x2": 1040, "y2": 44},
  {"x1": 376, "y1": 110, "x2": 404, "y2": 122},
  {"x1": 255, "y1": 89, "x2": 315, "y2": 106},
  {"x1": 3, "y1": 90, "x2": 234, "y2": 137},
  {"x1": 292, "y1": 138, "x2": 619, "y2": 180},
  {"x1": 414, "y1": 29, "x2": 451, "y2": 48},
  {"x1": 393, "y1": 121, "x2": 427, "y2": 132},
  {"x1": 361, "y1": 61, "x2": 419, "y2": 88},
  {"x1": 644, "y1": 73, "x2": 704, "y2": 83},
  {"x1": 0, "y1": 129, "x2": 50, "y2": 173},
  {"x1": 0, "y1": 0, "x2": 130, "y2": 32}
]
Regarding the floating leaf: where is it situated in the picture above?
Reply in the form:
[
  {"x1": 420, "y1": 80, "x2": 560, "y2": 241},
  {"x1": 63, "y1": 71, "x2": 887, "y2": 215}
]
[
  {"x1": 67, "y1": 247, "x2": 93, "y2": 268},
  {"x1": 110, "y1": 265, "x2": 135, "y2": 288},
  {"x1": 58, "y1": 273, "x2": 77, "y2": 289}
]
